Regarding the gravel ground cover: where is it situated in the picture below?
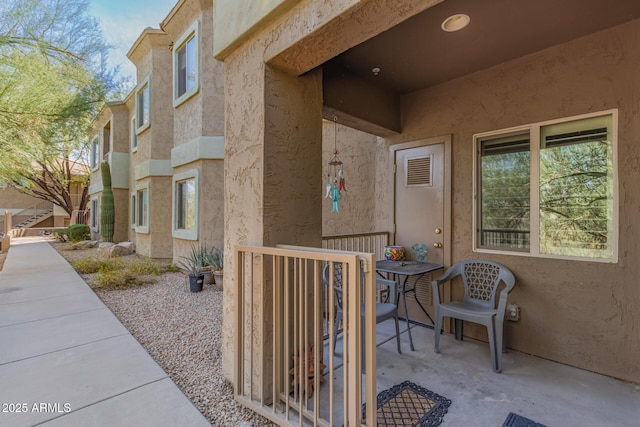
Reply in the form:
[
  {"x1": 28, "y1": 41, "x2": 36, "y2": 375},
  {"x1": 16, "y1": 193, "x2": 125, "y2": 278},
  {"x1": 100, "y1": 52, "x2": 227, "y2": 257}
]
[{"x1": 50, "y1": 241, "x2": 275, "y2": 427}]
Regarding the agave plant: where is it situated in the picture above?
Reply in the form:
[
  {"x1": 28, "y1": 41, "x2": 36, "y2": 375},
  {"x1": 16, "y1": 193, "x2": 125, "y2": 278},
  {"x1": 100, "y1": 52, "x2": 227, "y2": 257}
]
[
  {"x1": 203, "y1": 246, "x2": 223, "y2": 272},
  {"x1": 177, "y1": 244, "x2": 204, "y2": 276}
]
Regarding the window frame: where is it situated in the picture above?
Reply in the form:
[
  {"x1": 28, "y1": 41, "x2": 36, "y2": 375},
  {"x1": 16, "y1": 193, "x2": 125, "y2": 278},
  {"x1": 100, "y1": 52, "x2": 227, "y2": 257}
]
[
  {"x1": 135, "y1": 182, "x2": 150, "y2": 234},
  {"x1": 90, "y1": 136, "x2": 100, "y2": 171},
  {"x1": 473, "y1": 109, "x2": 618, "y2": 263},
  {"x1": 131, "y1": 115, "x2": 138, "y2": 152},
  {"x1": 173, "y1": 20, "x2": 200, "y2": 107},
  {"x1": 172, "y1": 169, "x2": 199, "y2": 240},
  {"x1": 130, "y1": 191, "x2": 136, "y2": 229},
  {"x1": 135, "y1": 76, "x2": 151, "y2": 135},
  {"x1": 90, "y1": 197, "x2": 100, "y2": 232}
]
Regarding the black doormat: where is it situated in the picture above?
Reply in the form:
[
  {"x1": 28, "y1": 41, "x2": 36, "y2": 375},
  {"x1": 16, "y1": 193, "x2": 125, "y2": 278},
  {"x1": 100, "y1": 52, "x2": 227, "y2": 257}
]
[
  {"x1": 502, "y1": 412, "x2": 547, "y2": 427},
  {"x1": 363, "y1": 380, "x2": 451, "y2": 426}
]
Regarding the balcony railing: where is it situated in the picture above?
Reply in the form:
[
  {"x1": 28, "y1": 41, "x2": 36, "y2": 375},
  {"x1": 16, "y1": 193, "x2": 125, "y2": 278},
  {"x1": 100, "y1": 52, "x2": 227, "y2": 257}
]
[
  {"x1": 481, "y1": 229, "x2": 530, "y2": 249},
  {"x1": 234, "y1": 245, "x2": 377, "y2": 426}
]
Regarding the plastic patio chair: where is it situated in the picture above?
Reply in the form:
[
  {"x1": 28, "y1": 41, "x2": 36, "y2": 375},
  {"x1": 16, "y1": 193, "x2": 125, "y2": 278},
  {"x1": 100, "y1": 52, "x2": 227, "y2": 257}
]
[
  {"x1": 322, "y1": 263, "x2": 401, "y2": 354},
  {"x1": 432, "y1": 260, "x2": 516, "y2": 372}
]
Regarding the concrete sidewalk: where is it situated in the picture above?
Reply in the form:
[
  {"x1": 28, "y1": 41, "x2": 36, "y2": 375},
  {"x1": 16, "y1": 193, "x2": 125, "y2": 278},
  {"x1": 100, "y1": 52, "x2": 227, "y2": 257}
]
[{"x1": 0, "y1": 237, "x2": 211, "y2": 427}]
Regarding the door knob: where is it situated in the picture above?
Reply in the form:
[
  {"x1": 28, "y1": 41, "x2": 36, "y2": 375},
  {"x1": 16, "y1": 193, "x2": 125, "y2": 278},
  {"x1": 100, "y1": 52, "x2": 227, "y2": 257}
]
[{"x1": 433, "y1": 242, "x2": 443, "y2": 248}]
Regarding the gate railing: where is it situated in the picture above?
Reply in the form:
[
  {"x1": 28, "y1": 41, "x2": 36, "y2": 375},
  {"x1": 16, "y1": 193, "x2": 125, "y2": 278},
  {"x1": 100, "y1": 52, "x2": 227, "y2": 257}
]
[
  {"x1": 322, "y1": 231, "x2": 390, "y2": 261},
  {"x1": 234, "y1": 245, "x2": 377, "y2": 426}
]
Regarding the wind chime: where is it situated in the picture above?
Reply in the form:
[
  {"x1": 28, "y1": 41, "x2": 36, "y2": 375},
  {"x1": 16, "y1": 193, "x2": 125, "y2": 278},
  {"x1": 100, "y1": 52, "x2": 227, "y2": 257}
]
[{"x1": 325, "y1": 116, "x2": 346, "y2": 212}]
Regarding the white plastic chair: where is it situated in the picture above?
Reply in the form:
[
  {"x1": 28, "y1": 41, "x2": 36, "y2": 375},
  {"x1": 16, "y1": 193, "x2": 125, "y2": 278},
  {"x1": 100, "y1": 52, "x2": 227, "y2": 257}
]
[{"x1": 432, "y1": 260, "x2": 516, "y2": 372}]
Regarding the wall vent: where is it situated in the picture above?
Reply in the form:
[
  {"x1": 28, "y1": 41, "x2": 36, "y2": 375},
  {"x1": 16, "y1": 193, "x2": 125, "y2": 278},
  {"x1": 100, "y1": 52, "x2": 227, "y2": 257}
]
[{"x1": 406, "y1": 155, "x2": 432, "y2": 187}]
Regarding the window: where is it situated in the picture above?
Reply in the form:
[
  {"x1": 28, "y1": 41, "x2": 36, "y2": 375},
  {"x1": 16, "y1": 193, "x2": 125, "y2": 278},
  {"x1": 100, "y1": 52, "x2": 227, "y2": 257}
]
[
  {"x1": 135, "y1": 77, "x2": 150, "y2": 134},
  {"x1": 90, "y1": 136, "x2": 99, "y2": 170},
  {"x1": 131, "y1": 116, "x2": 138, "y2": 151},
  {"x1": 176, "y1": 179, "x2": 196, "y2": 230},
  {"x1": 172, "y1": 169, "x2": 199, "y2": 240},
  {"x1": 136, "y1": 184, "x2": 149, "y2": 233},
  {"x1": 90, "y1": 198, "x2": 99, "y2": 232},
  {"x1": 173, "y1": 21, "x2": 199, "y2": 106},
  {"x1": 475, "y1": 111, "x2": 617, "y2": 261}
]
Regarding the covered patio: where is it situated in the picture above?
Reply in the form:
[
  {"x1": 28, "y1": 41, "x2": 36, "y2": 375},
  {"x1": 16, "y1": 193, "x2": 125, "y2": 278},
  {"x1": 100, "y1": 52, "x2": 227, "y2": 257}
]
[
  {"x1": 215, "y1": 0, "x2": 640, "y2": 425},
  {"x1": 361, "y1": 319, "x2": 639, "y2": 426}
]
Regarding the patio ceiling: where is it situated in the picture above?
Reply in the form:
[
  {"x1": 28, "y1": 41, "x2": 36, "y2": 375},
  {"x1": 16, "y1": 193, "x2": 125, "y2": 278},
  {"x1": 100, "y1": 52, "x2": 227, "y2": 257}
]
[{"x1": 322, "y1": 0, "x2": 640, "y2": 135}]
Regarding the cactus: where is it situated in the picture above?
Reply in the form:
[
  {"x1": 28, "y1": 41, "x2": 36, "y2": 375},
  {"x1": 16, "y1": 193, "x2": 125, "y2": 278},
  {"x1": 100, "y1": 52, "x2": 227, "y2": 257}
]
[{"x1": 100, "y1": 161, "x2": 115, "y2": 242}]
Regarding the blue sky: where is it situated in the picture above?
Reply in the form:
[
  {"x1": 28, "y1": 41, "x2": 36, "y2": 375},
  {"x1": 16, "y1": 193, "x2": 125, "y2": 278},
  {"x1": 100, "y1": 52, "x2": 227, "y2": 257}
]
[{"x1": 89, "y1": 0, "x2": 178, "y2": 83}]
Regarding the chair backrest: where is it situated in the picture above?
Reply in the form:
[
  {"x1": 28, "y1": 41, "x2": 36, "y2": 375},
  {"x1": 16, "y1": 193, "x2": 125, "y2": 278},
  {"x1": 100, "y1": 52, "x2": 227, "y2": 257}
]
[
  {"x1": 323, "y1": 263, "x2": 344, "y2": 310},
  {"x1": 457, "y1": 260, "x2": 516, "y2": 309}
]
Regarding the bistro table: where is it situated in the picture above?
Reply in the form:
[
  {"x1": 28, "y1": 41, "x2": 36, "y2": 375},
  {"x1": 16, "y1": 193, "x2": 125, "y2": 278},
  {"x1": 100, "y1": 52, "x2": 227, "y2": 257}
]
[{"x1": 375, "y1": 260, "x2": 444, "y2": 351}]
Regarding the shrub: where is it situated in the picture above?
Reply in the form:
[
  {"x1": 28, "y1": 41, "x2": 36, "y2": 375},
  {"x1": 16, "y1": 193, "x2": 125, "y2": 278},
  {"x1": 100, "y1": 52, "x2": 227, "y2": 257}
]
[
  {"x1": 73, "y1": 257, "x2": 125, "y2": 274},
  {"x1": 67, "y1": 224, "x2": 90, "y2": 242},
  {"x1": 72, "y1": 255, "x2": 170, "y2": 290}
]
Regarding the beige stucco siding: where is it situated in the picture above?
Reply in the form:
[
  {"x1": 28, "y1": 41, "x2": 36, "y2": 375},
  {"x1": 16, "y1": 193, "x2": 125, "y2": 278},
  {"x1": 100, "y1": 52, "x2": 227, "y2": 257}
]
[
  {"x1": 321, "y1": 120, "x2": 379, "y2": 235},
  {"x1": 384, "y1": 19, "x2": 640, "y2": 382}
]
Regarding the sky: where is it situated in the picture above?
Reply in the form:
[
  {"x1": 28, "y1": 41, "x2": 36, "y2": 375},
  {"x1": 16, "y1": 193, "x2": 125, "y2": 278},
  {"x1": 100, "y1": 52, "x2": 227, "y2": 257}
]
[{"x1": 89, "y1": 0, "x2": 178, "y2": 84}]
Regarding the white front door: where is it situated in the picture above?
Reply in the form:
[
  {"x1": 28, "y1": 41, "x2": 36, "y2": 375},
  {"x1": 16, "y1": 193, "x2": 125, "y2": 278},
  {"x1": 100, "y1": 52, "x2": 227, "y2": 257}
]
[{"x1": 393, "y1": 138, "x2": 449, "y2": 325}]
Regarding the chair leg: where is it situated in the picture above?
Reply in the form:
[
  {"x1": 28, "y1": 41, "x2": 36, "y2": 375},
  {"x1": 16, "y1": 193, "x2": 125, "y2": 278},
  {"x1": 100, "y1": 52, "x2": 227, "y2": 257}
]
[
  {"x1": 434, "y1": 311, "x2": 442, "y2": 353},
  {"x1": 394, "y1": 315, "x2": 402, "y2": 354},
  {"x1": 495, "y1": 316, "x2": 505, "y2": 371},
  {"x1": 333, "y1": 311, "x2": 342, "y2": 351},
  {"x1": 487, "y1": 319, "x2": 500, "y2": 373}
]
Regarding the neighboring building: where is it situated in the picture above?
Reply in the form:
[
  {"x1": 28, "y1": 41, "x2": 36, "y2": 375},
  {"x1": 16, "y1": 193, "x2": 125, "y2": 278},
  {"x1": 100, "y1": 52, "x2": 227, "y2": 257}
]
[
  {"x1": 88, "y1": 102, "x2": 131, "y2": 243},
  {"x1": 213, "y1": 0, "x2": 640, "y2": 388},
  {"x1": 126, "y1": 28, "x2": 174, "y2": 259},
  {"x1": 160, "y1": 0, "x2": 225, "y2": 261}
]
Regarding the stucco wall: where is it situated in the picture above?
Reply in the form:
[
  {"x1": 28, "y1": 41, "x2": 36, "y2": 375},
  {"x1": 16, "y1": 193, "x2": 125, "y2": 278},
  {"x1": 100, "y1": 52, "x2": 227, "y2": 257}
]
[
  {"x1": 384, "y1": 19, "x2": 640, "y2": 382},
  {"x1": 171, "y1": 160, "x2": 224, "y2": 263},
  {"x1": 321, "y1": 120, "x2": 378, "y2": 235}
]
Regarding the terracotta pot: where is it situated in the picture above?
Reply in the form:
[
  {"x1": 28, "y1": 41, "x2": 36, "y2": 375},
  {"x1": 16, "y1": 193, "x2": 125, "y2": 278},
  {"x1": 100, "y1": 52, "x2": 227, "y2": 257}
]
[{"x1": 213, "y1": 271, "x2": 223, "y2": 290}]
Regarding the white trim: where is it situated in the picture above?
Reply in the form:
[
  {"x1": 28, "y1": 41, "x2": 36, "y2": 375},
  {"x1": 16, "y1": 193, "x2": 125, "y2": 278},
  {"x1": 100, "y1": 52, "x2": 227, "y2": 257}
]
[
  {"x1": 171, "y1": 136, "x2": 225, "y2": 167},
  {"x1": 135, "y1": 76, "x2": 151, "y2": 135},
  {"x1": 90, "y1": 196, "x2": 100, "y2": 232},
  {"x1": 172, "y1": 168, "x2": 199, "y2": 240},
  {"x1": 173, "y1": 20, "x2": 200, "y2": 108},
  {"x1": 135, "y1": 182, "x2": 150, "y2": 234},
  {"x1": 88, "y1": 181, "x2": 103, "y2": 195},
  {"x1": 131, "y1": 115, "x2": 138, "y2": 153},
  {"x1": 135, "y1": 159, "x2": 173, "y2": 180},
  {"x1": 90, "y1": 135, "x2": 100, "y2": 171},
  {"x1": 472, "y1": 109, "x2": 618, "y2": 263},
  {"x1": 130, "y1": 191, "x2": 136, "y2": 229}
]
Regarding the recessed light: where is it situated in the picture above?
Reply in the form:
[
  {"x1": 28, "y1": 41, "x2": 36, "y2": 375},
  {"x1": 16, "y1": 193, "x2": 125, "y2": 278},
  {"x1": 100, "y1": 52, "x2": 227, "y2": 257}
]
[
  {"x1": 372, "y1": 67, "x2": 381, "y2": 76},
  {"x1": 441, "y1": 14, "x2": 470, "y2": 32}
]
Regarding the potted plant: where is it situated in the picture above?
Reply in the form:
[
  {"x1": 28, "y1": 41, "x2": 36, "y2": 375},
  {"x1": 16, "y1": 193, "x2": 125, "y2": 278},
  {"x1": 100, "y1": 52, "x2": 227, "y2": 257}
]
[
  {"x1": 204, "y1": 246, "x2": 224, "y2": 290},
  {"x1": 178, "y1": 245, "x2": 205, "y2": 292}
]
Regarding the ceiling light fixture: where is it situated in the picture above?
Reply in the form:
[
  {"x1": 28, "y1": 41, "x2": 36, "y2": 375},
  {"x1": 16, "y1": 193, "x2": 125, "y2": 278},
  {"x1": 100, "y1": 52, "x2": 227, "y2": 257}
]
[
  {"x1": 441, "y1": 14, "x2": 470, "y2": 32},
  {"x1": 372, "y1": 67, "x2": 381, "y2": 76}
]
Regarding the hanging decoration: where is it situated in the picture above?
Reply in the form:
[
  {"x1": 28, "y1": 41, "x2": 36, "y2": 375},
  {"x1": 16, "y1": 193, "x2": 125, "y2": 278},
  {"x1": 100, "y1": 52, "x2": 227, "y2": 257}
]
[{"x1": 325, "y1": 116, "x2": 346, "y2": 213}]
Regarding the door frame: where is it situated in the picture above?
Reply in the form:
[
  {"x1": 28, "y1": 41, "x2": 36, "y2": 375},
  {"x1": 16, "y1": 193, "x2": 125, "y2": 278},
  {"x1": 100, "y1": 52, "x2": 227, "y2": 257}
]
[{"x1": 389, "y1": 135, "x2": 452, "y2": 270}]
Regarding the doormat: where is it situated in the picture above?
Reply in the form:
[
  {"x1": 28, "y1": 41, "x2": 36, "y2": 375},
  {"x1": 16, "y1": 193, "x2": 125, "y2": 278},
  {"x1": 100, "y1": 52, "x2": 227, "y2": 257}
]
[
  {"x1": 363, "y1": 380, "x2": 451, "y2": 426},
  {"x1": 502, "y1": 412, "x2": 547, "y2": 427}
]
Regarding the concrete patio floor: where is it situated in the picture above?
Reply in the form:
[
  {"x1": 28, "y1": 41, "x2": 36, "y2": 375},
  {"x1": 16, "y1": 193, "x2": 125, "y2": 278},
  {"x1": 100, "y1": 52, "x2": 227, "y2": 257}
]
[
  {"x1": 359, "y1": 319, "x2": 640, "y2": 426},
  {"x1": 0, "y1": 237, "x2": 210, "y2": 427}
]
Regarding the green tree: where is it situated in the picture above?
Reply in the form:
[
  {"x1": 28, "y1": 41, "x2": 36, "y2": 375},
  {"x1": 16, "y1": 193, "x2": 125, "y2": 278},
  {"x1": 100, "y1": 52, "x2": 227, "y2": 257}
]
[{"x1": 0, "y1": 0, "x2": 122, "y2": 216}]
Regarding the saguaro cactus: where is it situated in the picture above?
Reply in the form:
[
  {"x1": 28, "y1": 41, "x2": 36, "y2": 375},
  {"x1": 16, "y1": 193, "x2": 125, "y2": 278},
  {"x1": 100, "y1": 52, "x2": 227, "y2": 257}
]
[{"x1": 100, "y1": 161, "x2": 115, "y2": 242}]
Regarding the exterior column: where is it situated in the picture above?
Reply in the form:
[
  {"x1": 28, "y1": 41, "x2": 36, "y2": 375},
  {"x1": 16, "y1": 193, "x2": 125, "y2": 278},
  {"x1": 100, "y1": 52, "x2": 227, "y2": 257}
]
[{"x1": 222, "y1": 48, "x2": 323, "y2": 381}]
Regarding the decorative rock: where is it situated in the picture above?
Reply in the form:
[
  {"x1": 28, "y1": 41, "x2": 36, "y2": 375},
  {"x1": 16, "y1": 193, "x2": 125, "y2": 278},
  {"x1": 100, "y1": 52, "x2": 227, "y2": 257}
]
[
  {"x1": 73, "y1": 240, "x2": 99, "y2": 249},
  {"x1": 98, "y1": 242, "x2": 116, "y2": 249},
  {"x1": 106, "y1": 245, "x2": 126, "y2": 258},
  {"x1": 118, "y1": 241, "x2": 136, "y2": 253}
]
